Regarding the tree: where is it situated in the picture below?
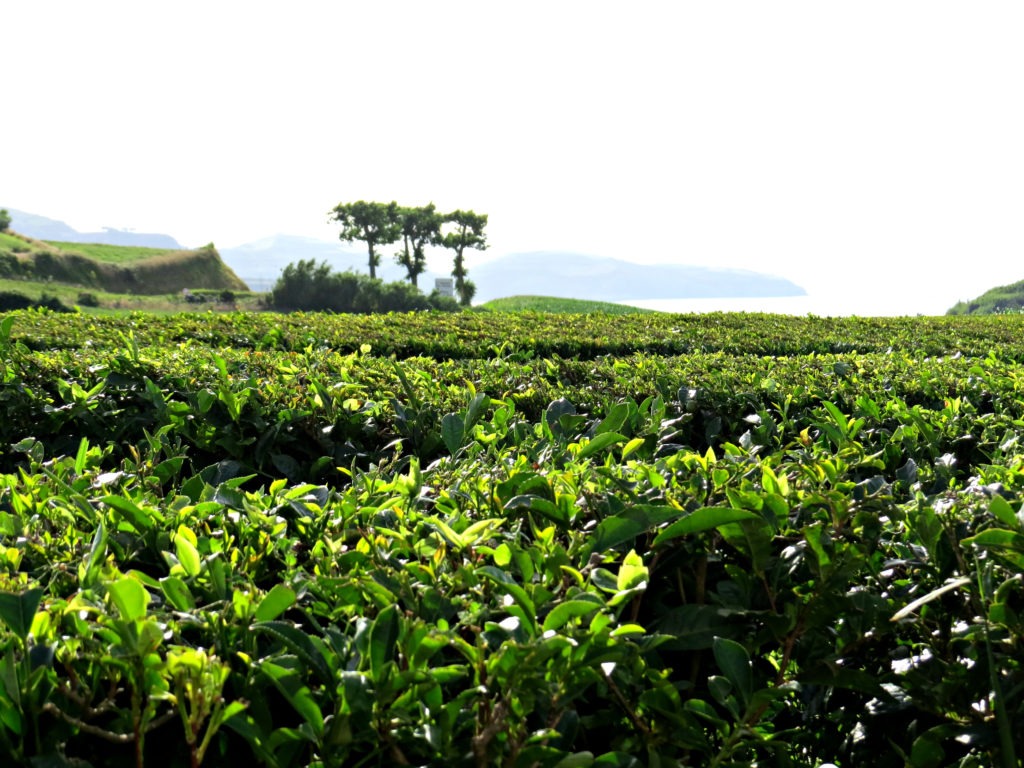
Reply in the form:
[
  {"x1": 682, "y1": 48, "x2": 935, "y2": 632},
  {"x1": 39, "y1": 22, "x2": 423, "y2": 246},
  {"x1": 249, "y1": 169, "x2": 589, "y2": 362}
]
[
  {"x1": 329, "y1": 201, "x2": 401, "y2": 280},
  {"x1": 439, "y1": 210, "x2": 487, "y2": 306},
  {"x1": 0, "y1": 209, "x2": 11, "y2": 233},
  {"x1": 394, "y1": 204, "x2": 440, "y2": 288}
]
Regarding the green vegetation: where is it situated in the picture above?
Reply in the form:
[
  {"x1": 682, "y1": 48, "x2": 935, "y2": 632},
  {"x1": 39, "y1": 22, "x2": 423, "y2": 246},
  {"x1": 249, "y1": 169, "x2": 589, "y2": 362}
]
[
  {"x1": 0, "y1": 310, "x2": 1023, "y2": 766},
  {"x1": 43, "y1": 241, "x2": 179, "y2": 264},
  {"x1": 330, "y1": 200, "x2": 487, "y2": 300},
  {"x1": 437, "y1": 209, "x2": 487, "y2": 306},
  {"x1": 0, "y1": 232, "x2": 28, "y2": 252},
  {"x1": 481, "y1": 295, "x2": 655, "y2": 314},
  {"x1": 948, "y1": 278, "x2": 1024, "y2": 315},
  {"x1": 271, "y1": 259, "x2": 459, "y2": 313},
  {"x1": 0, "y1": 209, "x2": 10, "y2": 232},
  {"x1": 0, "y1": 232, "x2": 247, "y2": 306}
]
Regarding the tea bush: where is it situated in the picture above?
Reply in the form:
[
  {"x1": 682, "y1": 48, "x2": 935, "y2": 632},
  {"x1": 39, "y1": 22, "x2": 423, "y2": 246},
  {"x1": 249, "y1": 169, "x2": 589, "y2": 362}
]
[{"x1": 0, "y1": 310, "x2": 1021, "y2": 766}]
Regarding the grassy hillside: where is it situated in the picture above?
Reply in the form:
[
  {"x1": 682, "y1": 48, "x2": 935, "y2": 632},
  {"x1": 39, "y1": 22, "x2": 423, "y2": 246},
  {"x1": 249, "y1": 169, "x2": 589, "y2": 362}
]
[
  {"x1": 479, "y1": 294, "x2": 655, "y2": 314},
  {"x1": 948, "y1": 278, "x2": 1024, "y2": 315},
  {"x1": 43, "y1": 240, "x2": 180, "y2": 264},
  {"x1": 0, "y1": 230, "x2": 248, "y2": 296}
]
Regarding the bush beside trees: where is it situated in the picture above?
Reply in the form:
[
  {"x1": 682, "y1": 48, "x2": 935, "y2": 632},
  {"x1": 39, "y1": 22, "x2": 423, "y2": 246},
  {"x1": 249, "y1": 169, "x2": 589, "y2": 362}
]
[
  {"x1": 330, "y1": 201, "x2": 487, "y2": 305},
  {"x1": 271, "y1": 259, "x2": 460, "y2": 313}
]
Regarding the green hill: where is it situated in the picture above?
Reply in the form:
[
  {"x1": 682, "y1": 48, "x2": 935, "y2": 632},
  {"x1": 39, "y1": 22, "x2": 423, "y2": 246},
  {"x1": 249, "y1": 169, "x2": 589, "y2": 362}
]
[
  {"x1": 947, "y1": 278, "x2": 1024, "y2": 315},
  {"x1": 0, "y1": 231, "x2": 248, "y2": 295},
  {"x1": 478, "y1": 295, "x2": 655, "y2": 314}
]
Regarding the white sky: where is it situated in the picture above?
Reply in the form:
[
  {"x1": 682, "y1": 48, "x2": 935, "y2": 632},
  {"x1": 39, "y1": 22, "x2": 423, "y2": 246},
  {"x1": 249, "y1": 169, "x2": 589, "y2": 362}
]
[{"x1": 4, "y1": 1, "x2": 1023, "y2": 314}]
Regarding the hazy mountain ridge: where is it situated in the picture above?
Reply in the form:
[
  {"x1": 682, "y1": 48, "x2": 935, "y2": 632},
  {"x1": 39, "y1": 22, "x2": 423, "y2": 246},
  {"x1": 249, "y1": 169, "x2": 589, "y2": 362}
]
[
  {"x1": 470, "y1": 252, "x2": 805, "y2": 303},
  {"x1": 4, "y1": 208, "x2": 184, "y2": 250},
  {"x1": 3, "y1": 209, "x2": 806, "y2": 301},
  {"x1": 219, "y1": 237, "x2": 806, "y2": 301}
]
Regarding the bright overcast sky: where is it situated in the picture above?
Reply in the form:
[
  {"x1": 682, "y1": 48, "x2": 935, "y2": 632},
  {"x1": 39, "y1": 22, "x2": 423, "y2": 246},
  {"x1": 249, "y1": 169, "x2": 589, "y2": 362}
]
[{"x1": 4, "y1": 2, "x2": 1023, "y2": 314}]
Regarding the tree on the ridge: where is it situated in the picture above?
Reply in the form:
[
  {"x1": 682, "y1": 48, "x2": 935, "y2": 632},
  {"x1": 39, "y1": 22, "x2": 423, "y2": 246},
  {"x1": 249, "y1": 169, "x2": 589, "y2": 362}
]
[
  {"x1": 395, "y1": 203, "x2": 440, "y2": 288},
  {"x1": 439, "y1": 210, "x2": 487, "y2": 306},
  {"x1": 0, "y1": 209, "x2": 11, "y2": 232},
  {"x1": 329, "y1": 200, "x2": 401, "y2": 280}
]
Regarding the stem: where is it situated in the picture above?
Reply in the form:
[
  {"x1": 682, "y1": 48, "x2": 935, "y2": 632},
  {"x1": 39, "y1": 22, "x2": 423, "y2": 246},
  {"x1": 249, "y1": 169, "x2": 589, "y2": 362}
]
[{"x1": 974, "y1": 554, "x2": 1018, "y2": 768}]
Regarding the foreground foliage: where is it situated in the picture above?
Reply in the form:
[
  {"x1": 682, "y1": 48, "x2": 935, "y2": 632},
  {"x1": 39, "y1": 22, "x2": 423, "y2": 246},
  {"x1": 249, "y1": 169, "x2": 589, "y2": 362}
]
[{"x1": 0, "y1": 310, "x2": 1022, "y2": 766}]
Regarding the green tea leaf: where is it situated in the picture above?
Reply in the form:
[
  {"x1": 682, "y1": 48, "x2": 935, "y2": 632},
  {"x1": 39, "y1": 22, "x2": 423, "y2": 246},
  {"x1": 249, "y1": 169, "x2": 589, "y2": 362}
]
[
  {"x1": 441, "y1": 413, "x2": 465, "y2": 455},
  {"x1": 260, "y1": 661, "x2": 324, "y2": 738},
  {"x1": 589, "y1": 504, "x2": 683, "y2": 553},
  {"x1": 542, "y1": 599, "x2": 603, "y2": 632},
  {"x1": 369, "y1": 605, "x2": 400, "y2": 681},
  {"x1": 713, "y1": 636, "x2": 752, "y2": 707},
  {"x1": 617, "y1": 550, "x2": 648, "y2": 592},
  {"x1": 577, "y1": 432, "x2": 627, "y2": 460},
  {"x1": 0, "y1": 588, "x2": 43, "y2": 643},
  {"x1": 174, "y1": 530, "x2": 202, "y2": 578},
  {"x1": 891, "y1": 577, "x2": 972, "y2": 622},
  {"x1": 108, "y1": 576, "x2": 149, "y2": 622},
  {"x1": 78, "y1": 521, "x2": 107, "y2": 590},
  {"x1": 255, "y1": 584, "x2": 297, "y2": 623},
  {"x1": 102, "y1": 495, "x2": 162, "y2": 532},
  {"x1": 652, "y1": 507, "x2": 761, "y2": 546},
  {"x1": 160, "y1": 577, "x2": 195, "y2": 612},
  {"x1": 989, "y1": 496, "x2": 1019, "y2": 530}
]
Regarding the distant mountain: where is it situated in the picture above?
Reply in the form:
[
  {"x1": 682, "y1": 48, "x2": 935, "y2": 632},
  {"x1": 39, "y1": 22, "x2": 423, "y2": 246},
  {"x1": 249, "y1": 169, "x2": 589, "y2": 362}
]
[
  {"x1": 221, "y1": 237, "x2": 805, "y2": 301},
  {"x1": 3, "y1": 209, "x2": 806, "y2": 300},
  {"x1": 471, "y1": 252, "x2": 805, "y2": 303},
  {"x1": 2, "y1": 208, "x2": 183, "y2": 250}
]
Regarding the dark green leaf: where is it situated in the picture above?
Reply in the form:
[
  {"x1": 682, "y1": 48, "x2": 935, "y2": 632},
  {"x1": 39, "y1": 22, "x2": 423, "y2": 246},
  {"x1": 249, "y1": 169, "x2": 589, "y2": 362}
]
[
  {"x1": 652, "y1": 507, "x2": 761, "y2": 546},
  {"x1": 0, "y1": 589, "x2": 43, "y2": 643}
]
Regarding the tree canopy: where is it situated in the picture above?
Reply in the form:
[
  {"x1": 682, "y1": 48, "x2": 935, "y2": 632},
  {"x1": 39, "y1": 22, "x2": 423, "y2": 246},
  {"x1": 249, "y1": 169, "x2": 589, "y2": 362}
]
[
  {"x1": 394, "y1": 204, "x2": 440, "y2": 288},
  {"x1": 329, "y1": 201, "x2": 401, "y2": 280},
  {"x1": 439, "y1": 210, "x2": 488, "y2": 306},
  {"x1": 330, "y1": 201, "x2": 487, "y2": 301}
]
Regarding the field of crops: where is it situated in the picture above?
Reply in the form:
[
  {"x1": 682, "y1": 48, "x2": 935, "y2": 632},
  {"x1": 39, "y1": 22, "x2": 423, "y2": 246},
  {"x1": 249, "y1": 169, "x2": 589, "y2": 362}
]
[{"x1": 1, "y1": 308, "x2": 1023, "y2": 767}]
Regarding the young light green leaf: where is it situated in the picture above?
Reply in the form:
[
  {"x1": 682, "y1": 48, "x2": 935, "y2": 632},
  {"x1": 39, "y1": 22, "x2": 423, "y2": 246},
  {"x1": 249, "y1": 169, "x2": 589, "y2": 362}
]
[
  {"x1": 160, "y1": 577, "x2": 196, "y2": 612},
  {"x1": 254, "y1": 584, "x2": 297, "y2": 623},
  {"x1": 108, "y1": 576, "x2": 150, "y2": 622},
  {"x1": 617, "y1": 550, "x2": 648, "y2": 592},
  {"x1": 542, "y1": 599, "x2": 603, "y2": 632},
  {"x1": 174, "y1": 529, "x2": 202, "y2": 578}
]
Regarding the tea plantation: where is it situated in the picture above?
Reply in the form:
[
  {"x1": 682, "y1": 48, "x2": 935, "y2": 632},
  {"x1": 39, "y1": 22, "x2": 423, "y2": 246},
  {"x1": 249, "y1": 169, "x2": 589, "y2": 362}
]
[{"x1": 0, "y1": 309, "x2": 1022, "y2": 767}]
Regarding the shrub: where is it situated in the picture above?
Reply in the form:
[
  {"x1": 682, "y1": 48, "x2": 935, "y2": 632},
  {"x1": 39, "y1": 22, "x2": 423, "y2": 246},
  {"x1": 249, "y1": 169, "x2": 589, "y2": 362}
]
[
  {"x1": 0, "y1": 209, "x2": 10, "y2": 232},
  {"x1": 0, "y1": 252, "x2": 22, "y2": 278},
  {"x1": 0, "y1": 291, "x2": 34, "y2": 311},
  {"x1": 37, "y1": 293, "x2": 74, "y2": 313},
  {"x1": 0, "y1": 291, "x2": 73, "y2": 313},
  {"x1": 77, "y1": 292, "x2": 100, "y2": 307},
  {"x1": 271, "y1": 260, "x2": 460, "y2": 314},
  {"x1": 427, "y1": 290, "x2": 460, "y2": 312}
]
